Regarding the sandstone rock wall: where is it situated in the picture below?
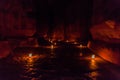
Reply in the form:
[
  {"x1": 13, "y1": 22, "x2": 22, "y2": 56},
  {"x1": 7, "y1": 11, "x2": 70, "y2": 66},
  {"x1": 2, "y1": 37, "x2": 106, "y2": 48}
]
[
  {"x1": 0, "y1": 0, "x2": 35, "y2": 37},
  {"x1": 89, "y1": 41, "x2": 120, "y2": 65}
]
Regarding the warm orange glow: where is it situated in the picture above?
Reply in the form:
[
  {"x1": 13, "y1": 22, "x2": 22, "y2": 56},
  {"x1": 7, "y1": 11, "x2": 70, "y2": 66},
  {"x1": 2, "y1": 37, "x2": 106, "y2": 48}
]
[
  {"x1": 19, "y1": 53, "x2": 45, "y2": 64},
  {"x1": 77, "y1": 44, "x2": 87, "y2": 48},
  {"x1": 29, "y1": 53, "x2": 32, "y2": 57},
  {"x1": 54, "y1": 42, "x2": 57, "y2": 45},
  {"x1": 51, "y1": 45, "x2": 54, "y2": 49},
  {"x1": 98, "y1": 48, "x2": 119, "y2": 65},
  {"x1": 90, "y1": 59, "x2": 97, "y2": 70},
  {"x1": 91, "y1": 59, "x2": 95, "y2": 64},
  {"x1": 80, "y1": 53, "x2": 83, "y2": 56},
  {"x1": 89, "y1": 71, "x2": 99, "y2": 79},
  {"x1": 80, "y1": 44, "x2": 82, "y2": 48},
  {"x1": 87, "y1": 41, "x2": 91, "y2": 48},
  {"x1": 28, "y1": 57, "x2": 33, "y2": 63},
  {"x1": 105, "y1": 20, "x2": 115, "y2": 29},
  {"x1": 66, "y1": 40, "x2": 69, "y2": 42},
  {"x1": 92, "y1": 54, "x2": 95, "y2": 59},
  {"x1": 50, "y1": 40, "x2": 53, "y2": 43},
  {"x1": 74, "y1": 42, "x2": 77, "y2": 44}
]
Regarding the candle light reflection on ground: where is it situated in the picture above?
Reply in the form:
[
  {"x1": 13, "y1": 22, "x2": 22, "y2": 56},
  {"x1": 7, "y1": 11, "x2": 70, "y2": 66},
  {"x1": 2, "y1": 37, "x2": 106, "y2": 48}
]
[{"x1": 0, "y1": 47, "x2": 120, "y2": 80}]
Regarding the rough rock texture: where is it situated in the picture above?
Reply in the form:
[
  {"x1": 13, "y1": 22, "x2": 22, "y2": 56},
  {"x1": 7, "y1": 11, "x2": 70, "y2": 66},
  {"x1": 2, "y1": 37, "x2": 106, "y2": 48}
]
[
  {"x1": 0, "y1": 0, "x2": 35, "y2": 37},
  {"x1": 0, "y1": 0, "x2": 36, "y2": 58},
  {"x1": 90, "y1": 20, "x2": 120, "y2": 66},
  {"x1": 90, "y1": 21, "x2": 120, "y2": 43},
  {"x1": 90, "y1": 0, "x2": 120, "y2": 65},
  {"x1": 89, "y1": 41, "x2": 120, "y2": 65},
  {"x1": 0, "y1": 41, "x2": 11, "y2": 58}
]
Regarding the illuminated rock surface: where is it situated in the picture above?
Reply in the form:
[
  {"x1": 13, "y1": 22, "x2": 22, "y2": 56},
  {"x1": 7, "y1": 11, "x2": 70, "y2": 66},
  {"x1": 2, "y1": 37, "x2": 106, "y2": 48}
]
[
  {"x1": 90, "y1": 21, "x2": 120, "y2": 43},
  {"x1": 90, "y1": 21, "x2": 120, "y2": 65}
]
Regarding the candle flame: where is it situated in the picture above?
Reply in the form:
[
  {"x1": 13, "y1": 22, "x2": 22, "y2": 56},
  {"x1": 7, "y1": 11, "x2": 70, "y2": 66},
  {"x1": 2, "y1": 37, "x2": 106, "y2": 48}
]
[
  {"x1": 80, "y1": 44, "x2": 82, "y2": 47},
  {"x1": 92, "y1": 54, "x2": 95, "y2": 59},
  {"x1": 51, "y1": 45, "x2": 54, "y2": 49},
  {"x1": 29, "y1": 53, "x2": 32, "y2": 57}
]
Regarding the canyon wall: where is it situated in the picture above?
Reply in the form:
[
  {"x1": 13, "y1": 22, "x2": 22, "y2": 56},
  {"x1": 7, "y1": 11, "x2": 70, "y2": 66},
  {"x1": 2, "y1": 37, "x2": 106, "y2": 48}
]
[{"x1": 90, "y1": 16, "x2": 120, "y2": 65}]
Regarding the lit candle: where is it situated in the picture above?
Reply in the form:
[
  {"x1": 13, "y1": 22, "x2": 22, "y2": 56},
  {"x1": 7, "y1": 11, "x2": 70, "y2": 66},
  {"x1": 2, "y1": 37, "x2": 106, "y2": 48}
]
[
  {"x1": 51, "y1": 45, "x2": 54, "y2": 49},
  {"x1": 50, "y1": 41, "x2": 53, "y2": 43},
  {"x1": 80, "y1": 44, "x2": 82, "y2": 48},
  {"x1": 66, "y1": 40, "x2": 69, "y2": 42},
  {"x1": 74, "y1": 42, "x2": 77, "y2": 44},
  {"x1": 92, "y1": 54, "x2": 95, "y2": 59},
  {"x1": 29, "y1": 53, "x2": 32, "y2": 57},
  {"x1": 54, "y1": 42, "x2": 56, "y2": 45}
]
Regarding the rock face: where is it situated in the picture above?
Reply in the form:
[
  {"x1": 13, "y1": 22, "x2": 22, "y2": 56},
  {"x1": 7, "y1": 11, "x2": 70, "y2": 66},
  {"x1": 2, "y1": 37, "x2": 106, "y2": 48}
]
[
  {"x1": 0, "y1": 0, "x2": 35, "y2": 37},
  {"x1": 0, "y1": 0, "x2": 36, "y2": 58},
  {"x1": 90, "y1": 21, "x2": 120, "y2": 65},
  {"x1": 90, "y1": 0, "x2": 120, "y2": 65},
  {"x1": 0, "y1": 41, "x2": 11, "y2": 58},
  {"x1": 89, "y1": 41, "x2": 120, "y2": 65},
  {"x1": 90, "y1": 20, "x2": 120, "y2": 43},
  {"x1": 92, "y1": 0, "x2": 120, "y2": 24}
]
